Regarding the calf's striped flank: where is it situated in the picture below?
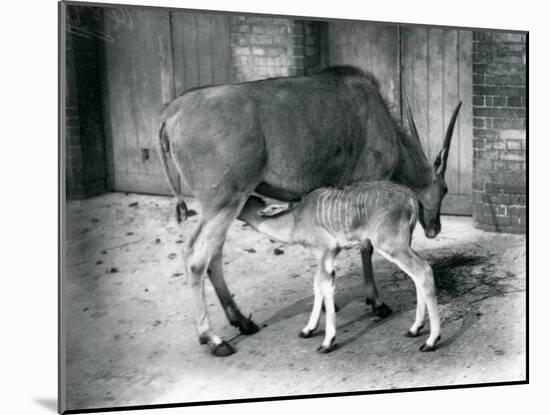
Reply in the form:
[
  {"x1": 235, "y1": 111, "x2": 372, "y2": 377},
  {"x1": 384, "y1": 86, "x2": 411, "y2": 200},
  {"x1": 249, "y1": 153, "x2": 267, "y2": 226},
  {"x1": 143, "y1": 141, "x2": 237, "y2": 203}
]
[{"x1": 311, "y1": 182, "x2": 417, "y2": 234}]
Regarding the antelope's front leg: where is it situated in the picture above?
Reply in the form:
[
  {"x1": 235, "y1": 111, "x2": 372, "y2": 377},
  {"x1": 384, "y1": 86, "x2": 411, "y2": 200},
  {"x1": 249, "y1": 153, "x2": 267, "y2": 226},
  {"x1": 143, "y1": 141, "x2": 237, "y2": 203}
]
[{"x1": 361, "y1": 241, "x2": 392, "y2": 318}]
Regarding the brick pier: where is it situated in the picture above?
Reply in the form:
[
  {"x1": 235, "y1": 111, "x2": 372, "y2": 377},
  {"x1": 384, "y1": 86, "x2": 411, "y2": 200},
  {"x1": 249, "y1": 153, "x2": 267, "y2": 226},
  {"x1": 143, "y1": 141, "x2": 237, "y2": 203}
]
[{"x1": 472, "y1": 31, "x2": 527, "y2": 233}]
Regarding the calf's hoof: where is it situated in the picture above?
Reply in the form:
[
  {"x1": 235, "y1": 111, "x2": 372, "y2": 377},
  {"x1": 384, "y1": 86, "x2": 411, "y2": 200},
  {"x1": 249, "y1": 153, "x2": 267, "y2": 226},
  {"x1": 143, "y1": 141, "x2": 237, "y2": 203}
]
[
  {"x1": 317, "y1": 340, "x2": 338, "y2": 354},
  {"x1": 299, "y1": 329, "x2": 316, "y2": 338},
  {"x1": 366, "y1": 300, "x2": 392, "y2": 318},
  {"x1": 211, "y1": 341, "x2": 236, "y2": 357},
  {"x1": 236, "y1": 316, "x2": 260, "y2": 335},
  {"x1": 419, "y1": 335, "x2": 441, "y2": 352},
  {"x1": 406, "y1": 324, "x2": 424, "y2": 338}
]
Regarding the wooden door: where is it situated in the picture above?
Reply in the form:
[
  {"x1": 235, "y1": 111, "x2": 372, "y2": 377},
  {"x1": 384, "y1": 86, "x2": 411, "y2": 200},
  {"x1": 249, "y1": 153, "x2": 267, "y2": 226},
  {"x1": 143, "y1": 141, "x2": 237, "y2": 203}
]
[
  {"x1": 328, "y1": 23, "x2": 401, "y2": 114},
  {"x1": 100, "y1": 7, "x2": 175, "y2": 195},
  {"x1": 171, "y1": 12, "x2": 233, "y2": 95},
  {"x1": 401, "y1": 28, "x2": 473, "y2": 215},
  {"x1": 328, "y1": 23, "x2": 473, "y2": 215},
  {"x1": 101, "y1": 8, "x2": 232, "y2": 195}
]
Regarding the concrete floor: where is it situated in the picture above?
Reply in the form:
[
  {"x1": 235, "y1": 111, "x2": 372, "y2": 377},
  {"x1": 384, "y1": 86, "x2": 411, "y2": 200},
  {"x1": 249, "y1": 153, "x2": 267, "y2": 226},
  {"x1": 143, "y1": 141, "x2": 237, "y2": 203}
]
[{"x1": 62, "y1": 192, "x2": 526, "y2": 411}]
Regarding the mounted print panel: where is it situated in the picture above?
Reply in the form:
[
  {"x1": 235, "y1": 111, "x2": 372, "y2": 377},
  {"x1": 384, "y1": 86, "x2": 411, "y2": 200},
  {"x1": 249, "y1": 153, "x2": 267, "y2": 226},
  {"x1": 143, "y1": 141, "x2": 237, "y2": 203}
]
[{"x1": 61, "y1": 1, "x2": 527, "y2": 413}]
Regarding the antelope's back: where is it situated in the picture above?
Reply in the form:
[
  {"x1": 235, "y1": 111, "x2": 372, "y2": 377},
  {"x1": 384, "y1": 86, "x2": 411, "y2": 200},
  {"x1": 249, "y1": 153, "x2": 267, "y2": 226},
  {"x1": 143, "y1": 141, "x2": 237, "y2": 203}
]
[
  {"x1": 250, "y1": 70, "x2": 401, "y2": 199},
  {"x1": 161, "y1": 67, "x2": 402, "y2": 203}
]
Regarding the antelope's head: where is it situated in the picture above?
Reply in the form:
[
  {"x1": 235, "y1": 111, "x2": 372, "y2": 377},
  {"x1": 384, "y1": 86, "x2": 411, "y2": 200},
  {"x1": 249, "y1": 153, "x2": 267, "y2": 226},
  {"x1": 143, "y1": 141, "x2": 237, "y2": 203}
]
[{"x1": 404, "y1": 99, "x2": 462, "y2": 239}]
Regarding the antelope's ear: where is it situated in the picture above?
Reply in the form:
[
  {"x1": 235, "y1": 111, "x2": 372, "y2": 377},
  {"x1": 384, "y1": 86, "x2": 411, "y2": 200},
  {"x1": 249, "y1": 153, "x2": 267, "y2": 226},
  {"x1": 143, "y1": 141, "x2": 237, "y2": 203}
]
[{"x1": 404, "y1": 96, "x2": 421, "y2": 144}]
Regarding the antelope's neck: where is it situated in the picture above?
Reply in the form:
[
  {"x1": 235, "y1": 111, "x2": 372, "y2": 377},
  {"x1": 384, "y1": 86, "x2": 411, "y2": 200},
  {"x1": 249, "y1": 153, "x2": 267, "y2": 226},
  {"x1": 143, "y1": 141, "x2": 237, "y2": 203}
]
[{"x1": 391, "y1": 138, "x2": 433, "y2": 191}]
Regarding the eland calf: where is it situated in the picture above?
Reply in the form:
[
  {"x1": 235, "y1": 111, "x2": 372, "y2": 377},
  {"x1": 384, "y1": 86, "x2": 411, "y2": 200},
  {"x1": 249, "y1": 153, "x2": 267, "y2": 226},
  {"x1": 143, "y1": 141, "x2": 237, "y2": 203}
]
[{"x1": 238, "y1": 181, "x2": 440, "y2": 353}]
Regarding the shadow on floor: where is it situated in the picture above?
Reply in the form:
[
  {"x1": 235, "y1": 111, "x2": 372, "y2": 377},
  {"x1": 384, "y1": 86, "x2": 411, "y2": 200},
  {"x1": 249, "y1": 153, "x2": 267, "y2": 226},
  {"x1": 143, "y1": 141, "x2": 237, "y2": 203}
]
[{"x1": 34, "y1": 398, "x2": 57, "y2": 413}]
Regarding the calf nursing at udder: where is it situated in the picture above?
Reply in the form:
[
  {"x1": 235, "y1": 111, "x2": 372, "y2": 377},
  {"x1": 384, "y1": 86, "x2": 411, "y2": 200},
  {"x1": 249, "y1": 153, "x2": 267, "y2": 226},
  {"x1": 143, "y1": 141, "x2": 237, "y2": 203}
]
[{"x1": 238, "y1": 181, "x2": 441, "y2": 353}]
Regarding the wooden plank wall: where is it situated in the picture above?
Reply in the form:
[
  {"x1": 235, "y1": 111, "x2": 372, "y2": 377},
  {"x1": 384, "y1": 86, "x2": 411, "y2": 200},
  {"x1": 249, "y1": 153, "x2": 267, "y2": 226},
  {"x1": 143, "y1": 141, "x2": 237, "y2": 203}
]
[
  {"x1": 171, "y1": 12, "x2": 232, "y2": 96},
  {"x1": 101, "y1": 7, "x2": 176, "y2": 195},
  {"x1": 328, "y1": 22, "x2": 401, "y2": 114},
  {"x1": 101, "y1": 9, "x2": 232, "y2": 195},
  {"x1": 401, "y1": 28, "x2": 473, "y2": 215}
]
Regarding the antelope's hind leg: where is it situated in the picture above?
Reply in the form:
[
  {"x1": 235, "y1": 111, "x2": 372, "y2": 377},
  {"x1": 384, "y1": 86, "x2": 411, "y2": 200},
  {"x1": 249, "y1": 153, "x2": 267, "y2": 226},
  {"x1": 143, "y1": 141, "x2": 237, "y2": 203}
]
[
  {"x1": 361, "y1": 241, "x2": 392, "y2": 318},
  {"x1": 208, "y1": 249, "x2": 259, "y2": 335},
  {"x1": 185, "y1": 220, "x2": 231, "y2": 356},
  {"x1": 185, "y1": 202, "x2": 258, "y2": 357}
]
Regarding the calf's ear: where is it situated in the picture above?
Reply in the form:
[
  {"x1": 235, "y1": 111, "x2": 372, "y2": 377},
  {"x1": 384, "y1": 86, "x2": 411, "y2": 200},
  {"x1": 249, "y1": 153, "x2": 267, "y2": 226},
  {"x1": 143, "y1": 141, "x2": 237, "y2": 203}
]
[{"x1": 260, "y1": 203, "x2": 292, "y2": 217}]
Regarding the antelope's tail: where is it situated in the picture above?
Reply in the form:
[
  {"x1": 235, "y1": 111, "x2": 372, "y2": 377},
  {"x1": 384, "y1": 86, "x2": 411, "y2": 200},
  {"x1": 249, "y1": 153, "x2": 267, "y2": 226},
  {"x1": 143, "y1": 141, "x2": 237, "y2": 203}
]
[{"x1": 158, "y1": 121, "x2": 189, "y2": 224}]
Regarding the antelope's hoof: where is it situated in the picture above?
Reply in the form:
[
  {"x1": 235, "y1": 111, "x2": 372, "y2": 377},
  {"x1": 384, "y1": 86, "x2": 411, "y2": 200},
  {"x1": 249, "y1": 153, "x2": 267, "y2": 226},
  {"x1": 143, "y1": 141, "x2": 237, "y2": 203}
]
[
  {"x1": 211, "y1": 341, "x2": 236, "y2": 357},
  {"x1": 317, "y1": 341, "x2": 339, "y2": 354},
  {"x1": 419, "y1": 336, "x2": 441, "y2": 352},
  {"x1": 237, "y1": 316, "x2": 260, "y2": 335},
  {"x1": 372, "y1": 303, "x2": 392, "y2": 318},
  {"x1": 299, "y1": 329, "x2": 315, "y2": 338}
]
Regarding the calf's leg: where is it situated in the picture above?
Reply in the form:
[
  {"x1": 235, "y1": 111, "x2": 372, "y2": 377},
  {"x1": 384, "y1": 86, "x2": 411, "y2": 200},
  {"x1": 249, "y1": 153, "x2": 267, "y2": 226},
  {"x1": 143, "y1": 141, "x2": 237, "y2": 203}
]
[
  {"x1": 299, "y1": 270, "x2": 323, "y2": 338},
  {"x1": 406, "y1": 284, "x2": 427, "y2": 337},
  {"x1": 376, "y1": 246, "x2": 441, "y2": 351},
  {"x1": 317, "y1": 250, "x2": 338, "y2": 353}
]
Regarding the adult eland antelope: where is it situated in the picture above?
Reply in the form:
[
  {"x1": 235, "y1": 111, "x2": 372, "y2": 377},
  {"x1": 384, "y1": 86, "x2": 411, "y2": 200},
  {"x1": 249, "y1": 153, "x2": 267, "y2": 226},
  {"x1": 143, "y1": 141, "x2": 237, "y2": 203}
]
[
  {"x1": 158, "y1": 66, "x2": 461, "y2": 356},
  {"x1": 238, "y1": 182, "x2": 440, "y2": 353}
]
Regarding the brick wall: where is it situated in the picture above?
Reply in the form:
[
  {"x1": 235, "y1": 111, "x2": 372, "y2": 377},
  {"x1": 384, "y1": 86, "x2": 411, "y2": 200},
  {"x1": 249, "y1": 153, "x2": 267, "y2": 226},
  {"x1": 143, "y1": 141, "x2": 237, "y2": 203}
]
[
  {"x1": 472, "y1": 31, "x2": 527, "y2": 233},
  {"x1": 303, "y1": 21, "x2": 324, "y2": 75},
  {"x1": 229, "y1": 16, "x2": 324, "y2": 82},
  {"x1": 65, "y1": 29, "x2": 84, "y2": 199},
  {"x1": 65, "y1": 6, "x2": 107, "y2": 199}
]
